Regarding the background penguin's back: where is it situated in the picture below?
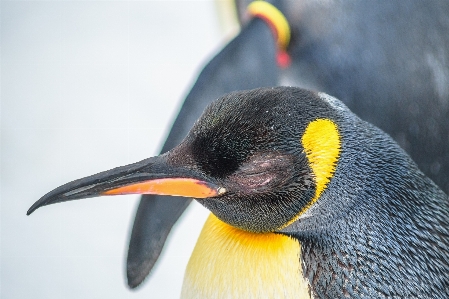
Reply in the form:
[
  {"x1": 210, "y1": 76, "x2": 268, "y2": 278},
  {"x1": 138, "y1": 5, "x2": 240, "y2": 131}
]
[{"x1": 235, "y1": 0, "x2": 449, "y2": 193}]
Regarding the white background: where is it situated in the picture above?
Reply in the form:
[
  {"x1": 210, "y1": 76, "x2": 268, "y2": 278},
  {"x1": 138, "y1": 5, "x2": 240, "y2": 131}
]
[{"x1": 1, "y1": 1, "x2": 236, "y2": 298}]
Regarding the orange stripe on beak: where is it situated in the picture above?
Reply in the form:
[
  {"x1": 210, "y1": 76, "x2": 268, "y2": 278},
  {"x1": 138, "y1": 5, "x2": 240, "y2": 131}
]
[{"x1": 103, "y1": 178, "x2": 221, "y2": 198}]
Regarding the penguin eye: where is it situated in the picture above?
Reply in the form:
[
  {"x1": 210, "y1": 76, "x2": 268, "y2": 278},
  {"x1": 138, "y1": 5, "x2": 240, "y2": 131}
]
[{"x1": 227, "y1": 152, "x2": 296, "y2": 192}]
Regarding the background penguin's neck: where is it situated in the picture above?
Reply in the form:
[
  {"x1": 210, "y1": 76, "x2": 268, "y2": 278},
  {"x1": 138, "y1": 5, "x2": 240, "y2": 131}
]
[{"x1": 181, "y1": 213, "x2": 311, "y2": 299}]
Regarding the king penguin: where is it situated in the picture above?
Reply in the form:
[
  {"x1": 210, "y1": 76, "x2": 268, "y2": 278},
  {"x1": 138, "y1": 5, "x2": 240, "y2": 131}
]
[
  {"x1": 29, "y1": 87, "x2": 449, "y2": 298},
  {"x1": 129, "y1": 1, "x2": 449, "y2": 287}
]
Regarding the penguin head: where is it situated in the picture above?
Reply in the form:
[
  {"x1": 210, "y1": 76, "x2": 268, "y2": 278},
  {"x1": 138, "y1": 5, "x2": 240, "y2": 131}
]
[{"x1": 28, "y1": 87, "x2": 342, "y2": 233}]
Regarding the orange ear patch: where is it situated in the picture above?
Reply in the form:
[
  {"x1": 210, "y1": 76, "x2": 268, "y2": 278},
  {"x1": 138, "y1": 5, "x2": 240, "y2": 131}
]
[
  {"x1": 301, "y1": 119, "x2": 341, "y2": 201},
  {"x1": 282, "y1": 118, "x2": 341, "y2": 228}
]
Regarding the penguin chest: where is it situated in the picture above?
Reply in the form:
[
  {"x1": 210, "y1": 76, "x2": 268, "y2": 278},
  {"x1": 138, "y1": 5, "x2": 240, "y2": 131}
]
[{"x1": 181, "y1": 214, "x2": 311, "y2": 299}]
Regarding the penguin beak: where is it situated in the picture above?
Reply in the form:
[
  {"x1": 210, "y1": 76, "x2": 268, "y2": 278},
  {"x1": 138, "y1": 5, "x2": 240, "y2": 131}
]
[{"x1": 27, "y1": 154, "x2": 223, "y2": 215}]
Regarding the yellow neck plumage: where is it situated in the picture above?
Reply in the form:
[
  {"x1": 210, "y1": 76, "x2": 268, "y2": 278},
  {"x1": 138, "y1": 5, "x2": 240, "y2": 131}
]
[{"x1": 181, "y1": 214, "x2": 311, "y2": 299}]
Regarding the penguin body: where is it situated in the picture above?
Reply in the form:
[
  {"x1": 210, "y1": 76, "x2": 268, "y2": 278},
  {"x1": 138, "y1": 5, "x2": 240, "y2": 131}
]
[
  {"x1": 29, "y1": 87, "x2": 449, "y2": 298},
  {"x1": 185, "y1": 87, "x2": 449, "y2": 297}
]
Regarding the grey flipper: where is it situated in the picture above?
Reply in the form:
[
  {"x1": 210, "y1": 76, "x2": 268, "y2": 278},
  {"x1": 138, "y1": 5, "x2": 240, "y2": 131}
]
[{"x1": 127, "y1": 17, "x2": 280, "y2": 288}]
